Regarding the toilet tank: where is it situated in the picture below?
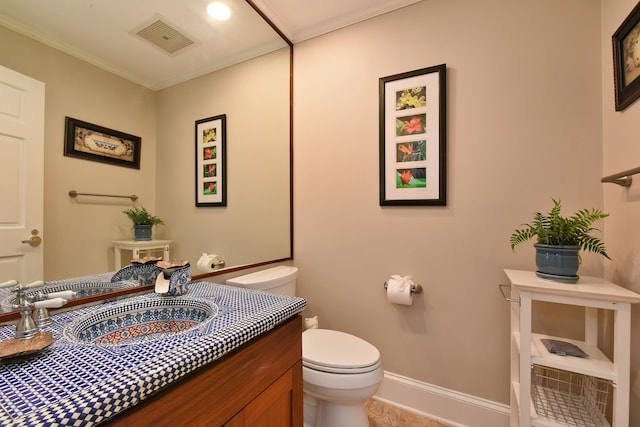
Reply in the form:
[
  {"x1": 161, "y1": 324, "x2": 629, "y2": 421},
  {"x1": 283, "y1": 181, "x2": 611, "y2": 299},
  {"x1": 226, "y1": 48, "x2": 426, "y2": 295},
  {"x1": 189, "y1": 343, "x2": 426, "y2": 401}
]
[{"x1": 225, "y1": 266, "x2": 297, "y2": 296}]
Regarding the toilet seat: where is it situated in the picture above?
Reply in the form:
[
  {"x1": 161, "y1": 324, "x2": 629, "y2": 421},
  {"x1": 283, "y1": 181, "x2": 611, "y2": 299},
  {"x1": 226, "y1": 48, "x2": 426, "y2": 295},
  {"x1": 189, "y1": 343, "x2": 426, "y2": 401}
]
[{"x1": 303, "y1": 329, "x2": 380, "y2": 374}]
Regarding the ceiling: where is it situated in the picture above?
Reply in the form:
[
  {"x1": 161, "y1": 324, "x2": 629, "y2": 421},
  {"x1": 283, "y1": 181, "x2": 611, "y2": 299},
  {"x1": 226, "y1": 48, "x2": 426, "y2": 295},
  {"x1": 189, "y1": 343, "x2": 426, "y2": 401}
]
[
  {"x1": 0, "y1": 0, "x2": 421, "y2": 91},
  {"x1": 253, "y1": 0, "x2": 422, "y2": 43}
]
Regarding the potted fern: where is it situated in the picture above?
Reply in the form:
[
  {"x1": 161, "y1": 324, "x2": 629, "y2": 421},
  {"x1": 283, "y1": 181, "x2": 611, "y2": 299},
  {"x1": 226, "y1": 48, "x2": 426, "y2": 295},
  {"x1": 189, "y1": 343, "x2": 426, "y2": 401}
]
[
  {"x1": 122, "y1": 207, "x2": 164, "y2": 241},
  {"x1": 510, "y1": 198, "x2": 609, "y2": 283}
]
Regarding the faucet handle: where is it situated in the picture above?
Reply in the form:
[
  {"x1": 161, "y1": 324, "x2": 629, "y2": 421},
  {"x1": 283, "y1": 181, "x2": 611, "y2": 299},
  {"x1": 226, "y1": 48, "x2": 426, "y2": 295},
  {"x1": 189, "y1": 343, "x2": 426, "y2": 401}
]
[
  {"x1": 0, "y1": 280, "x2": 18, "y2": 289},
  {"x1": 46, "y1": 290, "x2": 76, "y2": 300},
  {"x1": 31, "y1": 298, "x2": 67, "y2": 331},
  {"x1": 24, "y1": 280, "x2": 44, "y2": 289},
  {"x1": 34, "y1": 298, "x2": 68, "y2": 309},
  {"x1": 0, "y1": 280, "x2": 44, "y2": 290}
]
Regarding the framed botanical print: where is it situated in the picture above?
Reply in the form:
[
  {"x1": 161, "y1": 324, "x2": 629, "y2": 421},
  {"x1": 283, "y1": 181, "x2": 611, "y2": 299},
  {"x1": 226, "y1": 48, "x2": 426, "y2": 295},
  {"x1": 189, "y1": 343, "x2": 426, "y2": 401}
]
[
  {"x1": 195, "y1": 114, "x2": 226, "y2": 206},
  {"x1": 379, "y1": 65, "x2": 447, "y2": 205}
]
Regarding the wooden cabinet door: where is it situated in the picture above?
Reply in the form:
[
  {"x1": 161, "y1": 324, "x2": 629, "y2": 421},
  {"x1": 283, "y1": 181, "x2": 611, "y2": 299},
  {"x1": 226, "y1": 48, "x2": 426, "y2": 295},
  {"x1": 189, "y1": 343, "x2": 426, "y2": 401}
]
[
  {"x1": 244, "y1": 369, "x2": 294, "y2": 426},
  {"x1": 225, "y1": 368, "x2": 295, "y2": 427}
]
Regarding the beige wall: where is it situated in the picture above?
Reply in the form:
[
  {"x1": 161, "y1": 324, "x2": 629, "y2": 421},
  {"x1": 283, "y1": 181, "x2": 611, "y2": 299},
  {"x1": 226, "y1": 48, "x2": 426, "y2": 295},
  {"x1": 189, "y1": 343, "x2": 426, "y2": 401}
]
[
  {"x1": 601, "y1": 0, "x2": 640, "y2": 423},
  {"x1": 293, "y1": 0, "x2": 603, "y2": 404},
  {"x1": 0, "y1": 26, "x2": 157, "y2": 280}
]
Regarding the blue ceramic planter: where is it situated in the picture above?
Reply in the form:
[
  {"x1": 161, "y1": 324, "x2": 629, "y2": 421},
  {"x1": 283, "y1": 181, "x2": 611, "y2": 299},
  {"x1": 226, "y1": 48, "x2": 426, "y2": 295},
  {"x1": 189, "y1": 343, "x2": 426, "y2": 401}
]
[
  {"x1": 534, "y1": 244, "x2": 580, "y2": 283},
  {"x1": 134, "y1": 224, "x2": 153, "y2": 241}
]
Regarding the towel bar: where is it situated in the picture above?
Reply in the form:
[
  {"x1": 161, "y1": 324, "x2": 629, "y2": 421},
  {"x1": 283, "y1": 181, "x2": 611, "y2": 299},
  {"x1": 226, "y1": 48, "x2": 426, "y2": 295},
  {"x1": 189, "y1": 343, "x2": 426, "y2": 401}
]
[
  {"x1": 69, "y1": 190, "x2": 138, "y2": 201},
  {"x1": 601, "y1": 166, "x2": 640, "y2": 187}
]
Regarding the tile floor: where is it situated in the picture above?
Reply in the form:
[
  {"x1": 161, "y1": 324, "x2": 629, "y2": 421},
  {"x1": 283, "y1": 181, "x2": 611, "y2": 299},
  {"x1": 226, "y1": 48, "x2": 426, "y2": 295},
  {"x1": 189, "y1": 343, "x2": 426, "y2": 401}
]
[{"x1": 366, "y1": 399, "x2": 453, "y2": 427}]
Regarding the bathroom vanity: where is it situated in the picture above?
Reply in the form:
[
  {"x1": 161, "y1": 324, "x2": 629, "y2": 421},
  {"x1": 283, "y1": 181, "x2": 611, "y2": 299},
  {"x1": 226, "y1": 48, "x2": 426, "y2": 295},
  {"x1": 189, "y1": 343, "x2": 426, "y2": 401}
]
[
  {"x1": 0, "y1": 282, "x2": 306, "y2": 426},
  {"x1": 109, "y1": 314, "x2": 303, "y2": 426}
]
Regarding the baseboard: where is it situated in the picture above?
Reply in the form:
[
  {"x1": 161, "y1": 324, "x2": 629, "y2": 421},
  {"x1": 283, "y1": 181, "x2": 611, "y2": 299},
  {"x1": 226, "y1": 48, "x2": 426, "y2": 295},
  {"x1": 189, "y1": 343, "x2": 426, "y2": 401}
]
[{"x1": 373, "y1": 371, "x2": 510, "y2": 427}]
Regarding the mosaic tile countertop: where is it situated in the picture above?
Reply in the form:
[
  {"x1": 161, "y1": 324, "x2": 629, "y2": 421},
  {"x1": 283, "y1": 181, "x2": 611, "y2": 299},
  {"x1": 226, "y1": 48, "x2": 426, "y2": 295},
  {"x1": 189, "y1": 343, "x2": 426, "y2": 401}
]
[{"x1": 0, "y1": 281, "x2": 307, "y2": 426}]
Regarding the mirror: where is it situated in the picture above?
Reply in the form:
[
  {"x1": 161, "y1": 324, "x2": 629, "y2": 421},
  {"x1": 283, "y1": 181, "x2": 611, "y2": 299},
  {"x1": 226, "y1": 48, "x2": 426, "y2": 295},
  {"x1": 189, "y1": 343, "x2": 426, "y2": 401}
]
[{"x1": 0, "y1": 0, "x2": 292, "y2": 317}]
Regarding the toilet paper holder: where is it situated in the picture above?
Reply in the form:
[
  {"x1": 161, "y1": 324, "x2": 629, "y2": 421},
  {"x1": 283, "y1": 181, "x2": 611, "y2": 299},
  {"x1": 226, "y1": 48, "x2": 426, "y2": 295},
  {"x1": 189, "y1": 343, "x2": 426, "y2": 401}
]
[{"x1": 383, "y1": 281, "x2": 422, "y2": 294}]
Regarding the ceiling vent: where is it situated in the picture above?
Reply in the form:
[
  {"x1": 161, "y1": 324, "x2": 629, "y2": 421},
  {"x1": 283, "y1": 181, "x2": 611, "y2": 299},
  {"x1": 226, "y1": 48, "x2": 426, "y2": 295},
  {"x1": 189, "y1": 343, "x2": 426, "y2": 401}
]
[{"x1": 135, "y1": 19, "x2": 195, "y2": 55}]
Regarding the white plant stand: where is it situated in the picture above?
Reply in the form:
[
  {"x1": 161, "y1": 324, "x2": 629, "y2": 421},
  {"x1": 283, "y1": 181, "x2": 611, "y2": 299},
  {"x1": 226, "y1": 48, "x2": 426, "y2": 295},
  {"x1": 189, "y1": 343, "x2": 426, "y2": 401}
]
[
  {"x1": 112, "y1": 239, "x2": 172, "y2": 269},
  {"x1": 503, "y1": 269, "x2": 640, "y2": 427}
]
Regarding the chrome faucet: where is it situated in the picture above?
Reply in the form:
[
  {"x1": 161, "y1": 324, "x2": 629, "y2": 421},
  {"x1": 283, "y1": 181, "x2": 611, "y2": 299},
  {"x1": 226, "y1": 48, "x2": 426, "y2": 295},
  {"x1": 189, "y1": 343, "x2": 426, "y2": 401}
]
[{"x1": 0, "y1": 280, "x2": 69, "y2": 339}]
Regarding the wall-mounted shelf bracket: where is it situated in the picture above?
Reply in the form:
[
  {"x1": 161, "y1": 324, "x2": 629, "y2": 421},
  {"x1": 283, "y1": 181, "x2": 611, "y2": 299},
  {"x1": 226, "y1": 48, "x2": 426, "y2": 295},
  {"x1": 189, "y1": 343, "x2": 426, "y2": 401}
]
[{"x1": 601, "y1": 166, "x2": 640, "y2": 187}]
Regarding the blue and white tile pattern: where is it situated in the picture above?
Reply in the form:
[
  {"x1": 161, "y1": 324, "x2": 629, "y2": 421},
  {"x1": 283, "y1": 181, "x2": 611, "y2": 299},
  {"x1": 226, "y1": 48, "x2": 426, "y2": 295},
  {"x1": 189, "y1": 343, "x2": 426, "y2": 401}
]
[{"x1": 0, "y1": 281, "x2": 306, "y2": 426}]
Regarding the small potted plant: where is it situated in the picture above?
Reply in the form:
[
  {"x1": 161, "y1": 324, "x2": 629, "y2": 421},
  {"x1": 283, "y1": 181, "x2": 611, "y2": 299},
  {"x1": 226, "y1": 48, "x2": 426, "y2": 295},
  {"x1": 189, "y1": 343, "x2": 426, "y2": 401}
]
[
  {"x1": 510, "y1": 198, "x2": 609, "y2": 283},
  {"x1": 122, "y1": 206, "x2": 164, "y2": 241}
]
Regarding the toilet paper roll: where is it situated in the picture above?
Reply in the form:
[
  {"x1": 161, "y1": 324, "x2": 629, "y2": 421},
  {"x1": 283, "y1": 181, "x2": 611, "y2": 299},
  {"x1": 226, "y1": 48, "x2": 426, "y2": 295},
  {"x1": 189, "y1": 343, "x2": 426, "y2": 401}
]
[
  {"x1": 197, "y1": 253, "x2": 219, "y2": 273},
  {"x1": 386, "y1": 275, "x2": 414, "y2": 306}
]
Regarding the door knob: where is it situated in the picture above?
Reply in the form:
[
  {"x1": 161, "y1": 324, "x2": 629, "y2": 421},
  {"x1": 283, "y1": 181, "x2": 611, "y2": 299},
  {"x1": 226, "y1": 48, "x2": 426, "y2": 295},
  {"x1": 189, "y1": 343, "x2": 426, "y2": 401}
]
[{"x1": 21, "y1": 230, "x2": 42, "y2": 247}]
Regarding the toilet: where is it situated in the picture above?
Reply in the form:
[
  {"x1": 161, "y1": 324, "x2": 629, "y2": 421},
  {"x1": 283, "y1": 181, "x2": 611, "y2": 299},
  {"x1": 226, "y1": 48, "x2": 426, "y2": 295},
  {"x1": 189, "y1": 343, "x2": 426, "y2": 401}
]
[{"x1": 226, "y1": 266, "x2": 383, "y2": 427}]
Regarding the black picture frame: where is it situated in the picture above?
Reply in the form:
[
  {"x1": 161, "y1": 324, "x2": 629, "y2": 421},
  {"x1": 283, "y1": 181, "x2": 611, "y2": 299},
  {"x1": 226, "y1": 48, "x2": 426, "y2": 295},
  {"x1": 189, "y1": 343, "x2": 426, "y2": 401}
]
[
  {"x1": 379, "y1": 64, "x2": 447, "y2": 206},
  {"x1": 64, "y1": 117, "x2": 141, "y2": 169},
  {"x1": 195, "y1": 114, "x2": 227, "y2": 207},
  {"x1": 613, "y1": 1, "x2": 640, "y2": 111}
]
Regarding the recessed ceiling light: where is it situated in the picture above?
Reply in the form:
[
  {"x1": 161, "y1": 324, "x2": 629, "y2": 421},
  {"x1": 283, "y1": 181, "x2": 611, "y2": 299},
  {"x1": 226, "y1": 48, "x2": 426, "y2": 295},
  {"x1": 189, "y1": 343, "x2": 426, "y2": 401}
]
[{"x1": 207, "y1": 2, "x2": 231, "y2": 21}]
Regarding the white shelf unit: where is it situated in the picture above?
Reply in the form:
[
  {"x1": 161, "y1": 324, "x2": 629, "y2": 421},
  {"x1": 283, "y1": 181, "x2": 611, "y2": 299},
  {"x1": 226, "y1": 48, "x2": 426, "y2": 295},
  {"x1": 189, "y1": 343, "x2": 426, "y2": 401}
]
[
  {"x1": 504, "y1": 270, "x2": 640, "y2": 427},
  {"x1": 112, "y1": 239, "x2": 172, "y2": 269}
]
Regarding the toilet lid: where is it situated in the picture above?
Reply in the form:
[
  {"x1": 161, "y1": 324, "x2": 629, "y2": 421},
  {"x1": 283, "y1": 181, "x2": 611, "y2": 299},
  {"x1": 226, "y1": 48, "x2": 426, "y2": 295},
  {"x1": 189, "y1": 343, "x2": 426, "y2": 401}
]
[{"x1": 303, "y1": 329, "x2": 380, "y2": 373}]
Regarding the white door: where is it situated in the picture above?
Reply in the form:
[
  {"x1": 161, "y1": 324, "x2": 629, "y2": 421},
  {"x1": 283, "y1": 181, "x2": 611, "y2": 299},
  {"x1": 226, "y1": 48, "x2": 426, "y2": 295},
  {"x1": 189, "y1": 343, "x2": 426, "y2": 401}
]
[{"x1": 0, "y1": 65, "x2": 44, "y2": 284}]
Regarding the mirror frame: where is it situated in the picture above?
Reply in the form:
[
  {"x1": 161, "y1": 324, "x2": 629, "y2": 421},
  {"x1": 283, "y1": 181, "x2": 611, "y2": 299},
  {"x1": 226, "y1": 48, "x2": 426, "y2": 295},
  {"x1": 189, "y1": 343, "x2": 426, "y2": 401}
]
[{"x1": 0, "y1": 0, "x2": 293, "y2": 322}]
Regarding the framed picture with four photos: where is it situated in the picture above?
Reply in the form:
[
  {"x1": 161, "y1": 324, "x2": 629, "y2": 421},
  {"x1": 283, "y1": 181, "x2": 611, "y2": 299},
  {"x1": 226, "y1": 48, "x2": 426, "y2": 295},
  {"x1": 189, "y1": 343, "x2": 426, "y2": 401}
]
[
  {"x1": 195, "y1": 114, "x2": 227, "y2": 207},
  {"x1": 379, "y1": 64, "x2": 447, "y2": 206}
]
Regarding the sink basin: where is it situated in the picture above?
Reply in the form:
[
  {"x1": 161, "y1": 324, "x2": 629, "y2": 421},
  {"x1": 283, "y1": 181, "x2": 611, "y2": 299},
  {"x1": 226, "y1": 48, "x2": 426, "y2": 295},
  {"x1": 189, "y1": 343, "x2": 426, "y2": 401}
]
[{"x1": 64, "y1": 297, "x2": 218, "y2": 345}]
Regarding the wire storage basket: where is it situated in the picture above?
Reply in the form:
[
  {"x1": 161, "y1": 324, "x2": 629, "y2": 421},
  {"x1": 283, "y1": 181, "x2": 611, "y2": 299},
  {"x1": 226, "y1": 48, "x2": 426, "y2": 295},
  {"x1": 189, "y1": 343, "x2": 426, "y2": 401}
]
[{"x1": 532, "y1": 365, "x2": 611, "y2": 427}]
